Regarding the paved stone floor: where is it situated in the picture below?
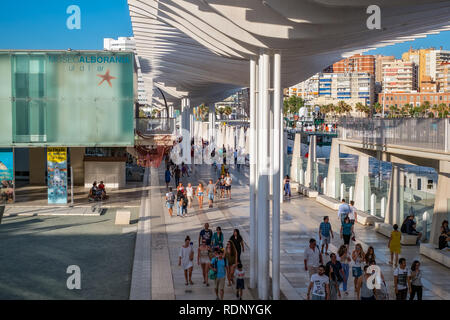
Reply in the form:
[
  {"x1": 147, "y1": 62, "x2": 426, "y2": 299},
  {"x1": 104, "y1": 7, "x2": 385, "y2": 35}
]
[
  {"x1": 8, "y1": 183, "x2": 142, "y2": 208},
  {"x1": 151, "y1": 163, "x2": 450, "y2": 300},
  {"x1": 0, "y1": 208, "x2": 139, "y2": 299}
]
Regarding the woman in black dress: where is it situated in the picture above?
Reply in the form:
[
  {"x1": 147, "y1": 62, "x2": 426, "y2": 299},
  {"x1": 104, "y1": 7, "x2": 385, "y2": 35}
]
[{"x1": 229, "y1": 229, "x2": 244, "y2": 263}]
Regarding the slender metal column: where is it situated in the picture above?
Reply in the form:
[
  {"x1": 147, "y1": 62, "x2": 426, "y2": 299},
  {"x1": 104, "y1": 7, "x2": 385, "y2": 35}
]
[
  {"x1": 249, "y1": 58, "x2": 257, "y2": 289},
  {"x1": 257, "y1": 52, "x2": 264, "y2": 295},
  {"x1": 258, "y1": 51, "x2": 270, "y2": 300},
  {"x1": 272, "y1": 51, "x2": 281, "y2": 300}
]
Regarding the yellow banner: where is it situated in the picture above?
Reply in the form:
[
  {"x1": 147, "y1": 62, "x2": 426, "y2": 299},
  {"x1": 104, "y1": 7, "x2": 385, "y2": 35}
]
[{"x1": 47, "y1": 147, "x2": 67, "y2": 163}]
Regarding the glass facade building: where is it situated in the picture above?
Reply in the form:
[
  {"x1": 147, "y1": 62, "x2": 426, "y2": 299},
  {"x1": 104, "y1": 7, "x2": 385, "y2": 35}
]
[{"x1": 0, "y1": 51, "x2": 135, "y2": 147}]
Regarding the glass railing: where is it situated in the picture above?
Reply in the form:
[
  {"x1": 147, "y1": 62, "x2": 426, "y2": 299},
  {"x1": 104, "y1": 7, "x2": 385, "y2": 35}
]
[
  {"x1": 135, "y1": 118, "x2": 176, "y2": 135},
  {"x1": 338, "y1": 118, "x2": 449, "y2": 152}
]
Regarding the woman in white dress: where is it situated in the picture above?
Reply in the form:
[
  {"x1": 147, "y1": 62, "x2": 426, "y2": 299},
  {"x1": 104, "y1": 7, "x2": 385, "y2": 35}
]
[
  {"x1": 179, "y1": 236, "x2": 194, "y2": 285},
  {"x1": 186, "y1": 183, "x2": 194, "y2": 208}
]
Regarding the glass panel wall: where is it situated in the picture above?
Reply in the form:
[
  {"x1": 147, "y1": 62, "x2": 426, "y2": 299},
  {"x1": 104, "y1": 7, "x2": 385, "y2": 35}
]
[{"x1": 0, "y1": 51, "x2": 135, "y2": 147}]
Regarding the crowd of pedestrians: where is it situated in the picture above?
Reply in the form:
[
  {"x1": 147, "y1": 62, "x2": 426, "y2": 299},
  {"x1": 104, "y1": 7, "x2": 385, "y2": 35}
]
[
  {"x1": 179, "y1": 223, "x2": 246, "y2": 300},
  {"x1": 305, "y1": 198, "x2": 425, "y2": 300}
]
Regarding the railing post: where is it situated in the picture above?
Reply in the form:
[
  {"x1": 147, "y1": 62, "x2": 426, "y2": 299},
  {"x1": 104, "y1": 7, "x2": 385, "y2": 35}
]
[
  {"x1": 323, "y1": 177, "x2": 327, "y2": 195},
  {"x1": 422, "y1": 211, "x2": 428, "y2": 242},
  {"x1": 445, "y1": 119, "x2": 449, "y2": 153},
  {"x1": 349, "y1": 186, "x2": 354, "y2": 202},
  {"x1": 381, "y1": 197, "x2": 386, "y2": 218},
  {"x1": 340, "y1": 183, "x2": 345, "y2": 201},
  {"x1": 370, "y1": 193, "x2": 376, "y2": 216}
]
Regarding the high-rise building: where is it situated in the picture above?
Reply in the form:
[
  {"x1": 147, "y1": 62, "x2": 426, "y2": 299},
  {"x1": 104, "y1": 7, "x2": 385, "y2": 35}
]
[
  {"x1": 375, "y1": 55, "x2": 395, "y2": 84},
  {"x1": 430, "y1": 50, "x2": 450, "y2": 92},
  {"x1": 287, "y1": 73, "x2": 319, "y2": 105},
  {"x1": 318, "y1": 72, "x2": 375, "y2": 106},
  {"x1": 402, "y1": 48, "x2": 435, "y2": 88},
  {"x1": 331, "y1": 54, "x2": 375, "y2": 75},
  {"x1": 104, "y1": 37, "x2": 148, "y2": 106},
  {"x1": 382, "y1": 60, "x2": 418, "y2": 93}
]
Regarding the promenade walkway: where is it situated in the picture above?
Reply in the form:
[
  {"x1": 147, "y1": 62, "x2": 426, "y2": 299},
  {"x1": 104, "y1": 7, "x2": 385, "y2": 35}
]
[{"x1": 147, "y1": 163, "x2": 450, "y2": 300}]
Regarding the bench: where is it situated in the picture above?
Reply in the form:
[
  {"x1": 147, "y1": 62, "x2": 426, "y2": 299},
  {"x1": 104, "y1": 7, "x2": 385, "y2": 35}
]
[
  {"x1": 355, "y1": 210, "x2": 382, "y2": 226},
  {"x1": 420, "y1": 243, "x2": 450, "y2": 268},
  {"x1": 316, "y1": 195, "x2": 340, "y2": 210},
  {"x1": 115, "y1": 210, "x2": 131, "y2": 225},
  {"x1": 297, "y1": 185, "x2": 319, "y2": 198},
  {"x1": 375, "y1": 222, "x2": 418, "y2": 245}
]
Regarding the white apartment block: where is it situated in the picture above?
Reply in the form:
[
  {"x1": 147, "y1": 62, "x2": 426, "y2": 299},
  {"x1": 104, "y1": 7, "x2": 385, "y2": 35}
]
[
  {"x1": 318, "y1": 72, "x2": 375, "y2": 106},
  {"x1": 382, "y1": 60, "x2": 418, "y2": 93},
  {"x1": 430, "y1": 50, "x2": 450, "y2": 92},
  {"x1": 104, "y1": 37, "x2": 148, "y2": 106},
  {"x1": 287, "y1": 73, "x2": 319, "y2": 105}
]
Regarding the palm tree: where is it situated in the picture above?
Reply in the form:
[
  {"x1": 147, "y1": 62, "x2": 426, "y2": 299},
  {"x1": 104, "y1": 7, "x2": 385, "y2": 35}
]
[
  {"x1": 373, "y1": 102, "x2": 382, "y2": 114},
  {"x1": 434, "y1": 103, "x2": 449, "y2": 118},
  {"x1": 198, "y1": 103, "x2": 209, "y2": 121},
  {"x1": 223, "y1": 105, "x2": 233, "y2": 117},
  {"x1": 337, "y1": 100, "x2": 351, "y2": 116},
  {"x1": 216, "y1": 107, "x2": 225, "y2": 119},
  {"x1": 388, "y1": 105, "x2": 398, "y2": 118},
  {"x1": 355, "y1": 102, "x2": 370, "y2": 117},
  {"x1": 283, "y1": 95, "x2": 305, "y2": 116}
]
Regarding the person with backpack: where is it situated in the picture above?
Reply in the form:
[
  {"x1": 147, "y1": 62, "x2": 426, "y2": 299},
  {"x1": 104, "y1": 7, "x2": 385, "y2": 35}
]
[
  {"x1": 325, "y1": 253, "x2": 344, "y2": 300},
  {"x1": 211, "y1": 248, "x2": 228, "y2": 300},
  {"x1": 337, "y1": 199, "x2": 351, "y2": 224},
  {"x1": 165, "y1": 187, "x2": 175, "y2": 217}
]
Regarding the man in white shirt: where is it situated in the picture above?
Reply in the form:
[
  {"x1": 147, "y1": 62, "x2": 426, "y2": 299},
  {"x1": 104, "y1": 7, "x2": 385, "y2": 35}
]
[
  {"x1": 307, "y1": 265, "x2": 329, "y2": 300},
  {"x1": 338, "y1": 199, "x2": 351, "y2": 223},
  {"x1": 304, "y1": 238, "x2": 323, "y2": 279},
  {"x1": 394, "y1": 258, "x2": 411, "y2": 300}
]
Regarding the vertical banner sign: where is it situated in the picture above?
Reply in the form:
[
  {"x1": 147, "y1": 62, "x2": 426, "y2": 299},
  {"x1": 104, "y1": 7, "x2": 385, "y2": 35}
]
[
  {"x1": 0, "y1": 148, "x2": 14, "y2": 203},
  {"x1": 47, "y1": 147, "x2": 68, "y2": 204}
]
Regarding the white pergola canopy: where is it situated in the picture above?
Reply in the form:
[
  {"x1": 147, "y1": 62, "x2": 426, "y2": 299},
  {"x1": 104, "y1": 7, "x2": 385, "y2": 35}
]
[{"x1": 128, "y1": 0, "x2": 450, "y2": 106}]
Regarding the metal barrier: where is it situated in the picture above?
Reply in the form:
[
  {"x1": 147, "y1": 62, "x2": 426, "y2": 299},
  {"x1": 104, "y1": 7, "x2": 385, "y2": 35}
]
[
  {"x1": 136, "y1": 118, "x2": 176, "y2": 135},
  {"x1": 338, "y1": 118, "x2": 449, "y2": 152}
]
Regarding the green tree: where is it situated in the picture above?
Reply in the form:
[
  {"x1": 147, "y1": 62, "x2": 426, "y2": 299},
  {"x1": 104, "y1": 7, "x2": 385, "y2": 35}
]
[
  {"x1": 373, "y1": 102, "x2": 382, "y2": 114},
  {"x1": 223, "y1": 105, "x2": 233, "y2": 116},
  {"x1": 198, "y1": 103, "x2": 209, "y2": 121},
  {"x1": 388, "y1": 105, "x2": 399, "y2": 118},
  {"x1": 283, "y1": 95, "x2": 305, "y2": 115}
]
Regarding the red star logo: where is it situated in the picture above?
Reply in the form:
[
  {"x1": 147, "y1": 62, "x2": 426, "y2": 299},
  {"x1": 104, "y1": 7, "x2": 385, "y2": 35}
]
[{"x1": 97, "y1": 69, "x2": 117, "y2": 87}]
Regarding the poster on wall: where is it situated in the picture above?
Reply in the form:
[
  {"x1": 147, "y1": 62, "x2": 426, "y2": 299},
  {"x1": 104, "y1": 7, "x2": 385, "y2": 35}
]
[
  {"x1": 0, "y1": 148, "x2": 14, "y2": 203},
  {"x1": 47, "y1": 147, "x2": 67, "y2": 204}
]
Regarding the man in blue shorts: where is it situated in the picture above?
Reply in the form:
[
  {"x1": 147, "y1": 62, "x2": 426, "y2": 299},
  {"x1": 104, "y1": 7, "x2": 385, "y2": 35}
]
[{"x1": 206, "y1": 179, "x2": 215, "y2": 208}]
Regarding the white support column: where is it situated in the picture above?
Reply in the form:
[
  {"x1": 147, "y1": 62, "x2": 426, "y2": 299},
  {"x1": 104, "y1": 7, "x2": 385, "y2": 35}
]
[
  {"x1": 354, "y1": 154, "x2": 371, "y2": 212},
  {"x1": 272, "y1": 51, "x2": 281, "y2": 300},
  {"x1": 326, "y1": 138, "x2": 340, "y2": 199},
  {"x1": 257, "y1": 50, "x2": 270, "y2": 300},
  {"x1": 249, "y1": 58, "x2": 257, "y2": 290}
]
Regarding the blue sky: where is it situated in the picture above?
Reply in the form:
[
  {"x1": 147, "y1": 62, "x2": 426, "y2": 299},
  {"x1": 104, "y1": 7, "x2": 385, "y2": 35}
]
[
  {"x1": 0, "y1": 0, "x2": 448, "y2": 57},
  {"x1": 0, "y1": 0, "x2": 133, "y2": 50}
]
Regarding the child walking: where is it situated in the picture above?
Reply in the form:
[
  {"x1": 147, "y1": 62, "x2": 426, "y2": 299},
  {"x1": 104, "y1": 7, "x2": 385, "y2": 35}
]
[{"x1": 234, "y1": 263, "x2": 245, "y2": 300}]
